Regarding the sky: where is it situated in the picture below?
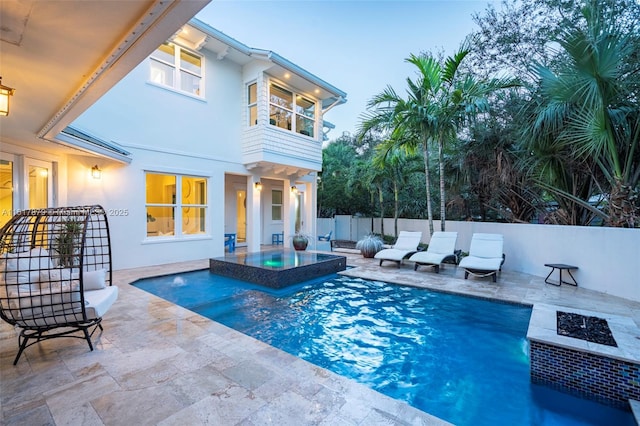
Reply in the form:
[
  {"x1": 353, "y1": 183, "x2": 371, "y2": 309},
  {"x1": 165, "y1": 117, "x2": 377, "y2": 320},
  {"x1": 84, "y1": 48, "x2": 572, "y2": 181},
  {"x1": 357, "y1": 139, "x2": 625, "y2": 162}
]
[{"x1": 196, "y1": 1, "x2": 497, "y2": 139}]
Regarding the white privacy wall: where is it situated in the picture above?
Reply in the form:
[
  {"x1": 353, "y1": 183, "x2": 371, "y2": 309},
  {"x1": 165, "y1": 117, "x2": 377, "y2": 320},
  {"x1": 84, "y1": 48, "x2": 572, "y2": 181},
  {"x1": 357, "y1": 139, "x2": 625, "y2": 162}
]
[{"x1": 319, "y1": 217, "x2": 639, "y2": 302}]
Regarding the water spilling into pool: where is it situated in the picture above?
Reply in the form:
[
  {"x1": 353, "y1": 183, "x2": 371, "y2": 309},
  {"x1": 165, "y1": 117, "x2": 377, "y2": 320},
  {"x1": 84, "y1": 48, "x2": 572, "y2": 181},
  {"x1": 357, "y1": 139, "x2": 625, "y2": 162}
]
[{"x1": 133, "y1": 270, "x2": 634, "y2": 426}]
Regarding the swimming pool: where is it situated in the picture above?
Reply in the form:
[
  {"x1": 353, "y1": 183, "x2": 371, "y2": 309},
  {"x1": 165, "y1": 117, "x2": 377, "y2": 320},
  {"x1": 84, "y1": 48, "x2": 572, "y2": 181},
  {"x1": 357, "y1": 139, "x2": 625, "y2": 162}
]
[{"x1": 133, "y1": 270, "x2": 634, "y2": 426}]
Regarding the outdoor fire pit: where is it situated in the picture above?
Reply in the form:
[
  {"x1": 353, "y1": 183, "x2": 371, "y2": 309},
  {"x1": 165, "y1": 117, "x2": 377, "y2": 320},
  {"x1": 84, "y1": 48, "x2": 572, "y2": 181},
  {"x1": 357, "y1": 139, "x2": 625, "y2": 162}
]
[{"x1": 556, "y1": 311, "x2": 617, "y2": 347}]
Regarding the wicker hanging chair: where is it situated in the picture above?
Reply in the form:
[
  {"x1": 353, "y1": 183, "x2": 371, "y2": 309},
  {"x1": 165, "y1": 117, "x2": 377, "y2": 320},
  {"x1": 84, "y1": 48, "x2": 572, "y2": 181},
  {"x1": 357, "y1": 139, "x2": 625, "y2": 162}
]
[{"x1": 0, "y1": 205, "x2": 118, "y2": 365}]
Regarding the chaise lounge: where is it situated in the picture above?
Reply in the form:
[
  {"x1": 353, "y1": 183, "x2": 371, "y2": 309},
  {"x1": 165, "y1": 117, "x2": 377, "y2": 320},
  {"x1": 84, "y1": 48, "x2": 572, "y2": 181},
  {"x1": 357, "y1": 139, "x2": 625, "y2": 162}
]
[
  {"x1": 409, "y1": 231, "x2": 458, "y2": 273},
  {"x1": 458, "y1": 233, "x2": 505, "y2": 282},
  {"x1": 374, "y1": 231, "x2": 422, "y2": 267}
]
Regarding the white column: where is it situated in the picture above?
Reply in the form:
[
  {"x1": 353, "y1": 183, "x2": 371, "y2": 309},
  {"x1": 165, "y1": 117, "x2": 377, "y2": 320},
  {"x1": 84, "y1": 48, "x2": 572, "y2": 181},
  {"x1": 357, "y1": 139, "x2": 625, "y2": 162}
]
[
  {"x1": 246, "y1": 176, "x2": 262, "y2": 252},
  {"x1": 284, "y1": 178, "x2": 296, "y2": 247},
  {"x1": 307, "y1": 176, "x2": 317, "y2": 250}
]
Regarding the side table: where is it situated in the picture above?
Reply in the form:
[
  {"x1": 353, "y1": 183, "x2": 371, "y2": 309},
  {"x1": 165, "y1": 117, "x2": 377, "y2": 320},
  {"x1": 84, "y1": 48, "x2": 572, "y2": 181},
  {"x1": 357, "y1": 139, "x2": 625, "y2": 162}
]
[{"x1": 544, "y1": 263, "x2": 578, "y2": 286}]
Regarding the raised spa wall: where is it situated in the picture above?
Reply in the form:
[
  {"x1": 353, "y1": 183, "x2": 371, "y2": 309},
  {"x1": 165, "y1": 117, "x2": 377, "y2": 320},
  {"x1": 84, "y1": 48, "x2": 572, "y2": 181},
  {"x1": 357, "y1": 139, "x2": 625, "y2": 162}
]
[
  {"x1": 527, "y1": 304, "x2": 640, "y2": 411},
  {"x1": 209, "y1": 251, "x2": 347, "y2": 288}
]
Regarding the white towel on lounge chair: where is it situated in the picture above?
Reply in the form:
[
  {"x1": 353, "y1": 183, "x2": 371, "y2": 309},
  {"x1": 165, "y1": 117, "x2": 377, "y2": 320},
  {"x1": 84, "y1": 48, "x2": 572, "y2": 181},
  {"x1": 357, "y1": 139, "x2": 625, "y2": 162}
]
[
  {"x1": 458, "y1": 233, "x2": 504, "y2": 282},
  {"x1": 374, "y1": 231, "x2": 422, "y2": 267},
  {"x1": 409, "y1": 232, "x2": 458, "y2": 273}
]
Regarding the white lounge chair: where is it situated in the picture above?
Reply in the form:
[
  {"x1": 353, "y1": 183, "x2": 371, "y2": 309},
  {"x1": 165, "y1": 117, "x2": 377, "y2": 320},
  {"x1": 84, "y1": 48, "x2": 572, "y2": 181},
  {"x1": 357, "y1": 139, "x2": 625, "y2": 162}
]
[
  {"x1": 374, "y1": 231, "x2": 422, "y2": 267},
  {"x1": 458, "y1": 233, "x2": 505, "y2": 282},
  {"x1": 409, "y1": 232, "x2": 458, "y2": 273}
]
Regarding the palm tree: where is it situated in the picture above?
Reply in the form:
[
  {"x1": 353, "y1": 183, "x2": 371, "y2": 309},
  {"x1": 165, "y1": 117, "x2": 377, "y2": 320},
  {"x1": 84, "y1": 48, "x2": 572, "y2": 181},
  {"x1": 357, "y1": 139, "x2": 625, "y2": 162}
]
[
  {"x1": 359, "y1": 47, "x2": 516, "y2": 235},
  {"x1": 524, "y1": 2, "x2": 640, "y2": 227},
  {"x1": 372, "y1": 142, "x2": 424, "y2": 237},
  {"x1": 347, "y1": 157, "x2": 388, "y2": 235}
]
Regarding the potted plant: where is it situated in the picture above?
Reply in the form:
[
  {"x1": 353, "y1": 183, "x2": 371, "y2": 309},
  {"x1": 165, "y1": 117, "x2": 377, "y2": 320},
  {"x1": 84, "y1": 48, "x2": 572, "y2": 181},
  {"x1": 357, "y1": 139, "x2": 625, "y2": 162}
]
[
  {"x1": 356, "y1": 233, "x2": 383, "y2": 258},
  {"x1": 54, "y1": 218, "x2": 83, "y2": 267},
  {"x1": 292, "y1": 232, "x2": 310, "y2": 251}
]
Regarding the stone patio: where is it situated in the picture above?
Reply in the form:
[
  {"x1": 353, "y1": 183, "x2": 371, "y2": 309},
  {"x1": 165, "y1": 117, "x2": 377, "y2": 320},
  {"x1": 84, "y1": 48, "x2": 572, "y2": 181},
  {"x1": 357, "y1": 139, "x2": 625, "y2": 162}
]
[{"x1": 1, "y1": 251, "x2": 639, "y2": 425}]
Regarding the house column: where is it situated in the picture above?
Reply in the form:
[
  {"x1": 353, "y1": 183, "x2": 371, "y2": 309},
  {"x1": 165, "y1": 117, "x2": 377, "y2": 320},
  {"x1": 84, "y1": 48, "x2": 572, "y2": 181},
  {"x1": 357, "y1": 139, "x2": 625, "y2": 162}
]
[
  {"x1": 306, "y1": 175, "x2": 318, "y2": 250},
  {"x1": 284, "y1": 178, "x2": 296, "y2": 246},
  {"x1": 246, "y1": 175, "x2": 262, "y2": 252}
]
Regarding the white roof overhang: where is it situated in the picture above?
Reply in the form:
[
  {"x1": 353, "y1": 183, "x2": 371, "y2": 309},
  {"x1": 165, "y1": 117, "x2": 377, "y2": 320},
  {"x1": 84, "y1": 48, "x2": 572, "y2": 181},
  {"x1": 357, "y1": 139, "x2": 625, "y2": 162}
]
[{"x1": 0, "y1": 0, "x2": 211, "y2": 162}]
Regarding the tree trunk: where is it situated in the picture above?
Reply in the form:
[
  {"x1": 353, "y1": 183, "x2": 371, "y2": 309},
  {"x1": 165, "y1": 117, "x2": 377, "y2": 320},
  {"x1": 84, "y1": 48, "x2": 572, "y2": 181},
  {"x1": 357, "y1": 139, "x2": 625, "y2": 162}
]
[
  {"x1": 422, "y1": 136, "x2": 434, "y2": 236},
  {"x1": 393, "y1": 180, "x2": 399, "y2": 238},
  {"x1": 607, "y1": 180, "x2": 639, "y2": 228},
  {"x1": 377, "y1": 185, "x2": 385, "y2": 237},
  {"x1": 439, "y1": 138, "x2": 446, "y2": 231}
]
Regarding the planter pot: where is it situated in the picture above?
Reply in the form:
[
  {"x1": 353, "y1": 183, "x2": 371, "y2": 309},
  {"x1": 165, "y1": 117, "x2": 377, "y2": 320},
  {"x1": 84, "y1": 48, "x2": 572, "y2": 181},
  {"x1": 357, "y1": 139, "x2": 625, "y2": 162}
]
[
  {"x1": 361, "y1": 249, "x2": 378, "y2": 258},
  {"x1": 292, "y1": 237, "x2": 308, "y2": 251},
  {"x1": 356, "y1": 235, "x2": 383, "y2": 258}
]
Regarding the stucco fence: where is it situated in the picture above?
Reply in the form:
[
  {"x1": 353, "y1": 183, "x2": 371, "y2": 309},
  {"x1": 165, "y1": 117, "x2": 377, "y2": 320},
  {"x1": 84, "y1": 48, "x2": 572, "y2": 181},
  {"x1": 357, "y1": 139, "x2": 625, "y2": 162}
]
[{"x1": 317, "y1": 216, "x2": 639, "y2": 302}]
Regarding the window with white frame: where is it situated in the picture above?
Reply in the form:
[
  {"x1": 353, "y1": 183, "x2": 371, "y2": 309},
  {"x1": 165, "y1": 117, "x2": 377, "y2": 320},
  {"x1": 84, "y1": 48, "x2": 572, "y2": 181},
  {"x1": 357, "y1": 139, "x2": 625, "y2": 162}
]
[
  {"x1": 269, "y1": 83, "x2": 315, "y2": 137},
  {"x1": 146, "y1": 173, "x2": 207, "y2": 237},
  {"x1": 150, "y1": 42, "x2": 203, "y2": 96},
  {"x1": 248, "y1": 82, "x2": 257, "y2": 126},
  {"x1": 271, "y1": 189, "x2": 282, "y2": 221}
]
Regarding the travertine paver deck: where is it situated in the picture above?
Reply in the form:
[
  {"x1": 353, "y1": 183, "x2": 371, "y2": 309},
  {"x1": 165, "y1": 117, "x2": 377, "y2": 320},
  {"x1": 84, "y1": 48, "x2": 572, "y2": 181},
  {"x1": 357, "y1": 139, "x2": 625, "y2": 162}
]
[{"x1": 1, "y1": 251, "x2": 639, "y2": 425}]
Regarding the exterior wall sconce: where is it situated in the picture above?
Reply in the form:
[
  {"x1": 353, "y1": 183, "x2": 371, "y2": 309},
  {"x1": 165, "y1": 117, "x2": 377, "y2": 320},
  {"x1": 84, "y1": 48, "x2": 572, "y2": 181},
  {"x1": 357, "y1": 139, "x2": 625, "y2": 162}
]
[
  {"x1": 91, "y1": 165, "x2": 102, "y2": 179},
  {"x1": 254, "y1": 181, "x2": 263, "y2": 191},
  {"x1": 291, "y1": 186, "x2": 298, "y2": 194},
  {"x1": 0, "y1": 77, "x2": 16, "y2": 117}
]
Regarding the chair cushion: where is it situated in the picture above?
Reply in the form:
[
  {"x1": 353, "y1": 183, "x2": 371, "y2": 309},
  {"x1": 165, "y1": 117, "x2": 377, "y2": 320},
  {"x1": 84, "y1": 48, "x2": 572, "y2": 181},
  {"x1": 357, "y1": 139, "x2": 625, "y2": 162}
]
[
  {"x1": 409, "y1": 251, "x2": 449, "y2": 265},
  {"x1": 426, "y1": 232, "x2": 458, "y2": 255},
  {"x1": 459, "y1": 255, "x2": 503, "y2": 271},
  {"x1": 83, "y1": 269, "x2": 107, "y2": 290},
  {"x1": 84, "y1": 286, "x2": 118, "y2": 319},
  {"x1": 392, "y1": 231, "x2": 422, "y2": 251},
  {"x1": 468, "y1": 233, "x2": 503, "y2": 259},
  {"x1": 375, "y1": 248, "x2": 411, "y2": 261},
  {"x1": 1, "y1": 248, "x2": 53, "y2": 285},
  {"x1": 7, "y1": 279, "x2": 82, "y2": 320}
]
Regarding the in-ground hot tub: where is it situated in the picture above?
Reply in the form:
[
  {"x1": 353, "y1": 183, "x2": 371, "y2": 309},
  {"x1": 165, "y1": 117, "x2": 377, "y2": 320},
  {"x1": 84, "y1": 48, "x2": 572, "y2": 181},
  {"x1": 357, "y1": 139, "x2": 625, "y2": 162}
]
[{"x1": 209, "y1": 249, "x2": 347, "y2": 288}]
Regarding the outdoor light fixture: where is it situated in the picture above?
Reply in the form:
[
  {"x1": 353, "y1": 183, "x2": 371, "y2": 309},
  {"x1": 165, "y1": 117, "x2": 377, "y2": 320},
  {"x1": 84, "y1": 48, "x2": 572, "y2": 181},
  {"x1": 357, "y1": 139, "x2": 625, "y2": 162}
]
[
  {"x1": 0, "y1": 77, "x2": 16, "y2": 116},
  {"x1": 254, "y1": 181, "x2": 263, "y2": 191},
  {"x1": 91, "y1": 165, "x2": 102, "y2": 179},
  {"x1": 291, "y1": 186, "x2": 298, "y2": 194}
]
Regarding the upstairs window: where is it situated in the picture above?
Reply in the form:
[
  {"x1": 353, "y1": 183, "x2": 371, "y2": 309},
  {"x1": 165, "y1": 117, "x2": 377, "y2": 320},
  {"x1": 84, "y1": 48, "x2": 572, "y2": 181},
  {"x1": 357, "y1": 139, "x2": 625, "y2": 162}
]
[
  {"x1": 150, "y1": 43, "x2": 203, "y2": 96},
  {"x1": 248, "y1": 83, "x2": 257, "y2": 126},
  {"x1": 269, "y1": 83, "x2": 315, "y2": 138}
]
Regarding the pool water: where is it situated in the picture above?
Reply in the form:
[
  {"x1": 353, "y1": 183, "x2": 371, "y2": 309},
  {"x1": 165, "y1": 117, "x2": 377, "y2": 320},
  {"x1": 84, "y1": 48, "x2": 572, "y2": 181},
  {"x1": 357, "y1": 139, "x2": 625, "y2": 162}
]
[{"x1": 133, "y1": 270, "x2": 635, "y2": 426}]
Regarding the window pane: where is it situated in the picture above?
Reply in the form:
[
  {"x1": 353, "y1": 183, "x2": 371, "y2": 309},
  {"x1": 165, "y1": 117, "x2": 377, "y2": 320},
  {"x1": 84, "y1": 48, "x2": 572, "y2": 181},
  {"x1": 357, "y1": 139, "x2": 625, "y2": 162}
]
[
  {"x1": 296, "y1": 96, "x2": 315, "y2": 118},
  {"x1": 270, "y1": 84, "x2": 292, "y2": 110},
  {"x1": 182, "y1": 177, "x2": 207, "y2": 204},
  {"x1": 272, "y1": 190, "x2": 282, "y2": 204},
  {"x1": 150, "y1": 59, "x2": 174, "y2": 86},
  {"x1": 248, "y1": 83, "x2": 257, "y2": 104},
  {"x1": 249, "y1": 105, "x2": 257, "y2": 126},
  {"x1": 146, "y1": 173, "x2": 176, "y2": 204},
  {"x1": 152, "y1": 43, "x2": 174, "y2": 63},
  {"x1": 28, "y1": 166, "x2": 48, "y2": 209},
  {"x1": 272, "y1": 205, "x2": 282, "y2": 221},
  {"x1": 180, "y1": 71, "x2": 201, "y2": 95},
  {"x1": 146, "y1": 206, "x2": 174, "y2": 236},
  {"x1": 182, "y1": 207, "x2": 206, "y2": 235},
  {"x1": 269, "y1": 105, "x2": 292, "y2": 130},
  {"x1": 0, "y1": 160, "x2": 12, "y2": 229},
  {"x1": 194, "y1": 179, "x2": 207, "y2": 205},
  {"x1": 180, "y1": 49, "x2": 201, "y2": 74},
  {"x1": 296, "y1": 115, "x2": 314, "y2": 137}
]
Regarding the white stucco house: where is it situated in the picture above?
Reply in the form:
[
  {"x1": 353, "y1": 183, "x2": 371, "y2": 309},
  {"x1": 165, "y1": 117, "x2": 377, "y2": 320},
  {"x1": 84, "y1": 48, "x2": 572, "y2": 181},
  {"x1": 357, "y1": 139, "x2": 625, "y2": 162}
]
[{"x1": 0, "y1": 2, "x2": 346, "y2": 270}]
